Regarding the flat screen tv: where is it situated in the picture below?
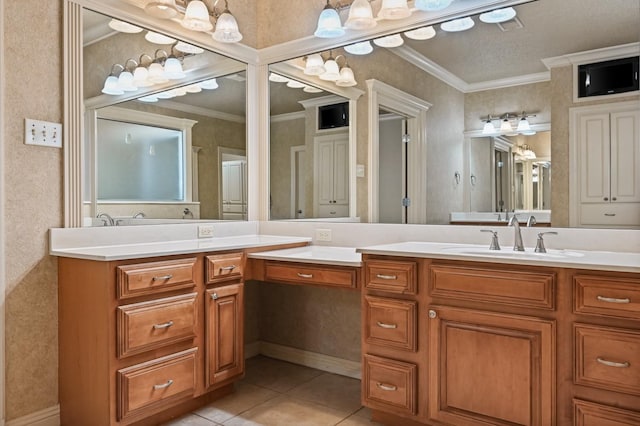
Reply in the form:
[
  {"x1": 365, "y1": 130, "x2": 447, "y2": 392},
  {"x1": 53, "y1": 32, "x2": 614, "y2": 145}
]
[
  {"x1": 578, "y1": 56, "x2": 639, "y2": 98},
  {"x1": 318, "y1": 102, "x2": 349, "y2": 129}
]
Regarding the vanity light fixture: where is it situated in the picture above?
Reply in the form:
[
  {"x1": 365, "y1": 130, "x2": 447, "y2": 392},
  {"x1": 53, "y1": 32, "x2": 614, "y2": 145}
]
[
  {"x1": 500, "y1": 114, "x2": 514, "y2": 133},
  {"x1": 378, "y1": 0, "x2": 412, "y2": 20},
  {"x1": 414, "y1": 0, "x2": 454, "y2": 11},
  {"x1": 319, "y1": 53, "x2": 341, "y2": 81},
  {"x1": 148, "y1": 50, "x2": 170, "y2": 84},
  {"x1": 101, "y1": 64, "x2": 125, "y2": 95},
  {"x1": 268, "y1": 72, "x2": 290, "y2": 83},
  {"x1": 174, "y1": 41, "x2": 205, "y2": 54},
  {"x1": 108, "y1": 19, "x2": 143, "y2": 33},
  {"x1": 315, "y1": 0, "x2": 345, "y2": 38},
  {"x1": 144, "y1": 0, "x2": 179, "y2": 19},
  {"x1": 345, "y1": 0, "x2": 377, "y2": 30},
  {"x1": 479, "y1": 7, "x2": 517, "y2": 24},
  {"x1": 132, "y1": 54, "x2": 153, "y2": 88},
  {"x1": 304, "y1": 53, "x2": 326, "y2": 76},
  {"x1": 373, "y1": 33, "x2": 404, "y2": 48},
  {"x1": 481, "y1": 112, "x2": 538, "y2": 136},
  {"x1": 303, "y1": 85, "x2": 324, "y2": 93},
  {"x1": 145, "y1": 30, "x2": 177, "y2": 45},
  {"x1": 185, "y1": 83, "x2": 202, "y2": 93},
  {"x1": 163, "y1": 47, "x2": 186, "y2": 80},
  {"x1": 336, "y1": 62, "x2": 358, "y2": 87},
  {"x1": 212, "y1": 3, "x2": 243, "y2": 43},
  {"x1": 198, "y1": 78, "x2": 219, "y2": 89},
  {"x1": 181, "y1": 0, "x2": 214, "y2": 31},
  {"x1": 286, "y1": 79, "x2": 307, "y2": 88},
  {"x1": 118, "y1": 59, "x2": 139, "y2": 92},
  {"x1": 440, "y1": 16, "x2": 474, "y2": 32},
  {"x1": 482, "y1": 116, "x2": 497, "y2": 135},
  {"x1": 139, "y1": 95, "x2": 159, "y2": 102},
  {"x1": 404, "y1": 25, "x2": 436, "y2": 40},
  {"x1": 344, "y1": 40, "x2": 373, "y2": 55}
]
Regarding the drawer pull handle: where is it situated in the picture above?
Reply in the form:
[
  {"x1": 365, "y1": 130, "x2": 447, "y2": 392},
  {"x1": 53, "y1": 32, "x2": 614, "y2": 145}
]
[
  {"x1": 297, "y1": 273, "x2": 313, "y2": 278},
  {"x1": 152, "y1": 274, "x2": 173, "y2": 281},
  {"x1": 376, "y1": 321, "x2": 398, "y2": 329},
  {"x1": 153, "y1": 379, "x2": 174, "y2": 390},
  {"x1": 376, "y1": 274, "x2": 397, "y2": 280},
  {"x1": 596, "y1": 357, "x2": 630, "y2": 368},
  {"x1": 220, "y1": 265, "x2": 237, "y2": 271},
  {"x1": 376, "y1": 382, "x2": 397, "y2": 391},
  {"x1": 152, "y1": 320, "x2": 174, "y2": 330},
  {"x1": 604, "y1": 213, "x2": 616, "y2": 217},
  {"x1": 596, "y1": 296, "x2": 630, "y2": 304}
]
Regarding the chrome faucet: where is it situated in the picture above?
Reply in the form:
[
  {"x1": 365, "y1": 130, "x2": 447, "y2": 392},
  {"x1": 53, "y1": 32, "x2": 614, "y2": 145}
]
[
  {"x1": 133, "y1": 212, "x2": 146, "y2": 218},
  {"x1": 97, "y1": 213, "x2": 114, "y2": 226},
  {"x1": 527, "y1": 215, "x2": 537, "y2": 227},
  {"x1": 508, "y1": 214, "x2": 525, "y2": 251}
]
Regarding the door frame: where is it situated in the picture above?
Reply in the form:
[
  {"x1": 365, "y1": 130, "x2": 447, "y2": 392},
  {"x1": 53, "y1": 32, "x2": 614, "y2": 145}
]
[
  {"x1": 290, "y1": 146, "x2": 306, "y2": 219},
  {"x1": 366, "y1": 79, "x2": 432, "y2": 223}
]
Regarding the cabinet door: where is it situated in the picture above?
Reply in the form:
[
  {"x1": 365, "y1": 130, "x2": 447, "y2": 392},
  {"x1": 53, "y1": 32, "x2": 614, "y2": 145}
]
[
  {"x1": 580, "y1": 113, "x2": 611, "y2": 203},
  {"x1": 610, "y1": 109, "x2": 640, "y2": 203},
  {"x1": 206, "y1": 283, "x2": 244, "y2": 387},
  {"x1": 428, "y1": 305, "x2": 555, "y2": 426},
  {"x1": 317, "y1": 140, "x2": 336, "y2": 206},
  {"x1": 332, "y1": 138, "x2": 350, "y2": 205}
]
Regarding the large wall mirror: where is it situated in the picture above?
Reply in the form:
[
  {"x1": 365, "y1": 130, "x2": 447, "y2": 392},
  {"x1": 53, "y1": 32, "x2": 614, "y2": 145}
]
[
  {"x1": 70, "y1": 5, "x2": 248, "y2": 226},
  {"x1": 266, "y1": 0, "x2": 639, "y2": 228}
]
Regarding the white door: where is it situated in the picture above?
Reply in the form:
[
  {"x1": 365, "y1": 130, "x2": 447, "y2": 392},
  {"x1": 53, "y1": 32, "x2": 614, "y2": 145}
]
[
  {"x1": 291, "y1": 147, "x2": 306, "y2": 219},
  {"x1": 378, "y1": 115, "x2": 404, "y2": 223},
  {"x1": 579, "y1": 113, "x2": 611, "y2": 203},
  {"x1": 317, "y1": 140, "x2": 335, "y2": 206},
  {"x1": 610, "y1": 109, "x2": 640, "y2": 203},
  {"x1": 332, "y1": 138, "x2": 349, "y2": 205}
]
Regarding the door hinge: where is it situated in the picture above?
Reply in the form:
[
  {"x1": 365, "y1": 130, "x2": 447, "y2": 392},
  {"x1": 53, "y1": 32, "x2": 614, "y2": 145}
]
[{"x1": 402, "y1": 197, "x2": 411, "y2": 207}]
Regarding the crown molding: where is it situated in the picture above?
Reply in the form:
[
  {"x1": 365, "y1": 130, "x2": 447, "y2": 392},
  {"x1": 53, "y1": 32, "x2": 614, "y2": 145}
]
[
  {"x1": 465, "y1": 71, "x2": 550, "y2": 92},
  {"x1": 271, "y1": 111, "x2": 305, "y2": 123},
  {"x1": 153, "y1": 100, "x2": 246, "y2": 123},
  {"x1": 542, "y1": 42, "x2": 640, "y2": 69},
  {"x1": 299, "y1": 94, "x2": 349, "y2": 109}
]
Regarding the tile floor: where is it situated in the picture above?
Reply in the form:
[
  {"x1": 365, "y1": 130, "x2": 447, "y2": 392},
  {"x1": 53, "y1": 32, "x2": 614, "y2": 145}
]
[{"x1": 163, "y1": 355, "x2": 383, "y2": 426}]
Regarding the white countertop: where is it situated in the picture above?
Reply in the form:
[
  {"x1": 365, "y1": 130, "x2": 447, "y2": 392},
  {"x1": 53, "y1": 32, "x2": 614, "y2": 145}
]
[
  {"x1": 50, "y1": 235, "x2": 311, "y2": 261},
  {"x1": 357, "y1": 241, "x2": 640, "y2": 273},
  {"x1": 247, "y1": 246, "x2": 362, "y2": 267}
]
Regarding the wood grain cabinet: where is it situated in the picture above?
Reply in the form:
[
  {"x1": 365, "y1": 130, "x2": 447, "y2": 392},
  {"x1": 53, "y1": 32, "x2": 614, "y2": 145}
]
[{"x1": 58, "y1": 251, "x2": 246, "y2": 426}]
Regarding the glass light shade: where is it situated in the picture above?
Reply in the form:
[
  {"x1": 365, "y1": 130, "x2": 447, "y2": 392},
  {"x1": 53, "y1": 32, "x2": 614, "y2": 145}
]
[
  {"x1": 144, "y1": 0, "x2": 178, "y2": 19},
  {"x1": 169, "y1": 87, "x2": 187, "y2": 97},
  {"x1": 344, "y1": 41, "x2": 374, "y2": 55},
  {"x1": 132, "y1": 66, "x2": 152, "y2": 87},
  {"x1": 336, "y1": 66, "x2": 357, "y2": 87},
  {"x1": 404, "y1": 26, "x2": 436, "y2": 40},
  {"x1": 479, "y1": 7, "x2": 516, "y2": 24},
  {"x1": 181, "y1": 1, "x2": 214, "y2": 32},
  {"x1": 286, "y1": 79, "x2": 306, "y2": 88},
  {"x1": 373, "y1": 34, "x2": 404, "y2": 48},
  {"x1": 102, "y1": 75, "x2": 124, "y2": 95},
  {"x1": 117, "y1": 71, "x2": 138, "y2": 92},
  {"x1": 314, "y1": 5, "x2": 345, "y2": 38},
  {"x1": 268, "y1": 73, "x2": 290, "y2": 83},
  {"x1": 156, "y1": 91, "x2": 174, "y2": 99},
  {"x1": 414, "y1": 0, "x2": 454, "y2": 11},
  {"x1": 440, "y1": 16, "x2": 474, "y2": 32},
  {"x1": 185, "y1": 84, "x2": 202, "y2": 93},
  {"x1": 345, "y1": 0, "x2": 377, "y2": 30},
  {"x1": 163, "y1": 57, "x2": 185, "y2": 79},
  {"x1": 139, "y1": 95, "x2": 159, "y2": 103},
  {"x1": 521, "y1": 130, "x2": 537, "y2": 136},
  {"x1": 500, "y1": 118, "x2": 513, "y2": 133},
  {"x1": 147, "y1": 63, "x2": 168, "y2": 84},
  {"x1": 319, "y1": 59, "x2": 340, "y2": 81},
  {"x1": 378, "y1": 0, "x2": 411, "y2": 20},
  {"x1": 108, "y1": 19, "x2": 143, "y2": 33},
  {"x1": 303, "y1": 85, "x2": 323, "y2": 93},
  {"x1": 198, "y1": 78, "x2": 219, "y2": 89},
  {"x1": 213, "y1": 12, "x2": 243, "y2": 43},
  {"x1": 482, "y1": 120, "x2": 496, "y2": 134},
  {"x1": 145, "y1": 31, "x2": 176, "y2": 45},
  {"x1": 175, "y1": 41, "x2": 204, "y2": 54},
  {"x1": 516, "y1": 117, "x2": 531, "y2": 132},
  {"x1": 304, "y1": 54, "x2": 326, "y2": 76}
]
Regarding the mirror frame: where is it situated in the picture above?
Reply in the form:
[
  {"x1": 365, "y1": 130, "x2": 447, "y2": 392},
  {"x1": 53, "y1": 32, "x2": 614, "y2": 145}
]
[{"x1": 64, "y1": 0, "x2": 534, "y2": 226}]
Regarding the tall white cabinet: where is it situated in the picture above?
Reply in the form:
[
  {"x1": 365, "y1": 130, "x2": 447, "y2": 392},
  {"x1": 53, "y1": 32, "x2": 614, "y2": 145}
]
[
  {"x1": 314, "y1": 134, "x2": 349, "y2": 218},
  {"x1": 222, "y1": 160, "x2": 247, "y2": 220},
  {"x1": 571, "y1": 100, "x2": 640, "y2": 228}
]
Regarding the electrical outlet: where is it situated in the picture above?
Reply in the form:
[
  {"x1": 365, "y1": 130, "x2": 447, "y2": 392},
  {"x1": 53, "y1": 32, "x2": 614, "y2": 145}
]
[
  {"x1": 316, "y1": 229, "x2": 332, "y2": 242},
  {"x1": 198, "y1": 225, "x2": 214, "y2": 238},
  {"x1": 25, "y1": 118, "x2": 62, "y2": 148}
]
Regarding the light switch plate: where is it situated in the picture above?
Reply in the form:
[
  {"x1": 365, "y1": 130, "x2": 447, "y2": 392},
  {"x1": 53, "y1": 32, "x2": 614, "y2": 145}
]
[
  {"x1": 198, "y1": 224, "x2": 214, "y2": 238},
  {"x1": 316, "y1": 229, "x2": 332, "y2": 242},
  {"x1": 25, "y1": 118, "x2": 62, "y2": 148}
]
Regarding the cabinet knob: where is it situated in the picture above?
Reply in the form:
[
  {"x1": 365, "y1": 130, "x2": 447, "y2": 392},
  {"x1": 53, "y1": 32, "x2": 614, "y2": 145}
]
[
  {"x1": 211, "y1": 293, "x2": 218, "y2": 300},
  {"x1": 428, "y1": 310, "x2": 437, "y2": 319},
  {"x1": 612, "y1": 197, "x2": 617, "y2": 201},
  {"x1": 604, "y1": 197, "x2": 609, "y2": 201}
]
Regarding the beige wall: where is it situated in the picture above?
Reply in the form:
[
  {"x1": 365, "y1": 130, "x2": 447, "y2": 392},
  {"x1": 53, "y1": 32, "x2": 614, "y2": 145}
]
[{"x1": 270, "y1": 117, "x2": 306, "y2": 219}]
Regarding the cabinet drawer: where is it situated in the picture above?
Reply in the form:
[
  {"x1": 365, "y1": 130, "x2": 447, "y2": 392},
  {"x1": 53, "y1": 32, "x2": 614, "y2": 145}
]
[
  {"x1": 117, "y1": 348, "x2": 197, "y2": 421},
  {"x1": 117, "y1": 293, "x2": 197, "y2": 358},
  {"x1": 264, "y1": 262, "x2": 358, "y2": 289},
  {"x1": 580, "y1": 203, "x2": 640, "y2": 226},
  {"x1": 574, "y1": 275, "x2": 640, "y2": 321},
  {"x1": 318, "y1": 204, "x2": 349, "y2": 218},
  {"x1": 364, "y1": 296, "x2": 417, "y2": 351},
  {"x1": 429, "y1": 263, "x2": 555, "y2": 310},
  {"x1": 575, "y1": 323, "x2": 640, "y2": 395},
  {"x1": 117, "y1": 258, "x2": 197, "y2": 300},
  {"x1": 206, "y1": 252, "x2": 244, "y2": 284},
  {"x1": 574, "y1": 399, "x2": 640, "y2": 426},
  {"x1": 365, "y1": 260, "x2": 417, "y2": 294},
  {"x1": 363, "y1": 354, "x2": 416, "y2": 416}
]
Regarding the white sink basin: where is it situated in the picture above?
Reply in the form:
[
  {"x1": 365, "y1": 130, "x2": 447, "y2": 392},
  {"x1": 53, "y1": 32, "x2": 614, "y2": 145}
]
[{"x1": 442, "y1": 246, "x2": 585, "y2": 259}]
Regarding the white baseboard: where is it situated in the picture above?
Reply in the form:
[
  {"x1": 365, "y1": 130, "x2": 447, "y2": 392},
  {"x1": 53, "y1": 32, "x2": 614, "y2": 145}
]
[
  {"x1": 258, "y1": 341, "x2": 361, "y2": 379},
  {"x1": 244, "y1": 340, "x2": 262, "y2": 359},
  {"x1": 5, "y1": 405, "x2": 59, "y2": 426}
]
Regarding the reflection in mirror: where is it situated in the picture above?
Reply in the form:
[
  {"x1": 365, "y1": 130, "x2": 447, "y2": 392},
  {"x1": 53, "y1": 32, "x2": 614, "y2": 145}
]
[
  {"x1": 268, "y1": 0, "x2": 638, "y2": 228},
  {"x1": 268, "y1": 72, "x2": 352, "y2": 220},
  {"x1": 82, "y1": 8, "x2": 247, "y2": 226}
]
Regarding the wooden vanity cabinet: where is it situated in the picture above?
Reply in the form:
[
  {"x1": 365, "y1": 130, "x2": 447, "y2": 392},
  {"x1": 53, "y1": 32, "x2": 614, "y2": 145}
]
[{"x1": 58, "y1": 251, "x2": 246, "y2": 426}]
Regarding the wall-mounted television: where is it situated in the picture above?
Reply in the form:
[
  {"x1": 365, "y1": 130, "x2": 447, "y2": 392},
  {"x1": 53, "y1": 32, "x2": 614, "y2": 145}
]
[
  {"x1": 578, "y1": 56, "x2": 639, "y2": 98},
  {"x1": 318, "y1": 102, "x2": 349, "y2": 130}
]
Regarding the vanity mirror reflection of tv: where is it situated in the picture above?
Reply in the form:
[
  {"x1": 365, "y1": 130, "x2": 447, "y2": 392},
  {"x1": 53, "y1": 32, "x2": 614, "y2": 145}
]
[
  {"x1": 578, "y1": 56, "x2": 639, "y2": 98},
  {"x1": 318, "y1": 102, "x2": 349, "y2": 130}
]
